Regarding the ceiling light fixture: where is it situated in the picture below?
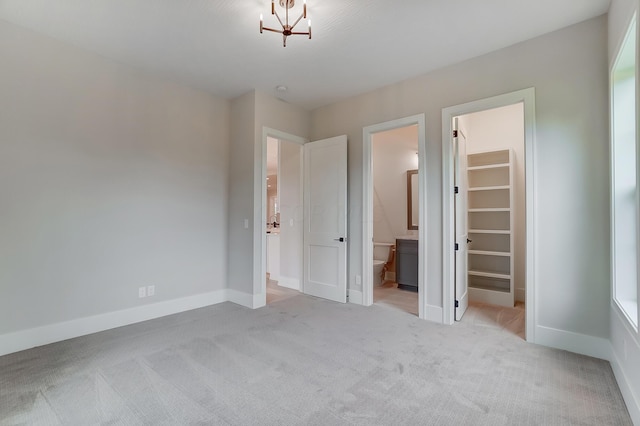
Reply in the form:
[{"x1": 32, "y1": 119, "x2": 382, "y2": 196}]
[{"x1": 260, "y1": 0, "x2": 311, "y2": 47}]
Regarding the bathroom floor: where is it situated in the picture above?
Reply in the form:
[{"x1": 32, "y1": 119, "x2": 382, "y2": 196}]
[{"x1": 373, "y1": 281, "x2": 419, "y2": 316}]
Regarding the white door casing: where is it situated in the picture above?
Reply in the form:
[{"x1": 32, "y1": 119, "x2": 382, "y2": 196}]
[
  {"x1": 454, "y1": 121, "x2": 469, "y2": 321},
  {"x1": 361, "y1": 114, "x2": 428, "y2": 319},
  {"x1": 441, "y1": 87, "x2": 536, "y2": 341},
  {"x1": 303, "y1": 135, "x2": 348, "y2": 303}
]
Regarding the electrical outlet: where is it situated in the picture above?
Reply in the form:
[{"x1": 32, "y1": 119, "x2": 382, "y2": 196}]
[
  {"x1": 138, "y1": 287, "x2": 146, "y2": 298},
  {"x1": 147, "y1": 285, "x2": 155, "y2": 297},
  {"x1": 244, "y1": 219, "x2": 249, "y2": 229},
  {"x1": 355, "y1": 275, "x2": 362, "y2": 285}
]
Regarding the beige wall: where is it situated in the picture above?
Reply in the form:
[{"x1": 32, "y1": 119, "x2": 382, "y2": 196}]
[
  {"x1": 228, "y1": 90, "x2": 310, "y2": 296},
  {"x1": 279, "y1": 140, "x2": 303, "y2": 289},
  {"x1": 0, "y1": 19, "x2": 230, "y2": 335},
  {"x1": 228, "y1": 92, "x2": 257, "y2": 296},
  {"x1": 311, "y1": 16, "x2": 610, "y2": 339},
  {"x1": 266, "y1": 174, "x2": 277, "y2": 223}
]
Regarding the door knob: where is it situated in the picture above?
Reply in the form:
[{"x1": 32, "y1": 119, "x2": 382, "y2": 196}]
[{"x1": 334, "y1": 237, "x2": 345, "y2": 242}]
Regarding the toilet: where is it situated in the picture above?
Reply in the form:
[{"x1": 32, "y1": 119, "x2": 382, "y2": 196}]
[{"x1": 373, "y1": 242, "x2": 394, "y2": 286}]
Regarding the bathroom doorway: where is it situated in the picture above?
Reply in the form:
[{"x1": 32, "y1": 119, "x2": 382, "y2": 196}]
[
  {"x1": 371, "y1": 125, "x2": 419, "y2": 315},
  {"x1": 442, "y1": 88, "x2": 536, "y2": 341},
  {"x1": 362, "y1": 114, "x2": 427, "y2": 319},
  {"x1": 264, "y1": 134, "x2": 304, "y2": 305}
]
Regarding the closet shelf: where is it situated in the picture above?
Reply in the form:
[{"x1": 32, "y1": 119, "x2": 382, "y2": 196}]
[
  {"x1": 468, "y1": 229, "x2": 511, "y2": 234},
  {"x1": 468, "y1": 270, "x2": 511, "y2": 280},
  {"x1": 468, "y1": 282, "x2": 511, "y2": 293},
  {"x1": 468, "y1": 208, "x2": 510, "y2": 212},
  {"x1": 466, "y1": 148, "x2": 514, "y2": 307},
  {"x1": 468, "y1": 185, "x2": 510, "y2": 192},
  {"x1": 468, "y1": 250, "x2": 510, "y2": 257},
  {"x1": 467, "y1": 163, "x2": 510, "y2": 171}
]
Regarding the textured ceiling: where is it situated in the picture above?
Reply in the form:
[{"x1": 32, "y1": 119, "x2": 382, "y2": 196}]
[{"x1": 0, "y1": 0, "x2": 611, "y2": 109}]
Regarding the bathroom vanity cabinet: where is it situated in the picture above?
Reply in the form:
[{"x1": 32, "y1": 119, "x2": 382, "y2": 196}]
[{"x1": 396, "y1": 238, "x2": 418, "y2": 292}]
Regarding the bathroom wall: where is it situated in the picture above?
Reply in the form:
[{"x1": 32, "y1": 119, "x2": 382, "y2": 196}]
[
  {"x1": 372, "y1": 125, "x2": 420, "y2": 244},
  {"x1": 459, "y1": 104, "x2": 526, "y2": 302}
]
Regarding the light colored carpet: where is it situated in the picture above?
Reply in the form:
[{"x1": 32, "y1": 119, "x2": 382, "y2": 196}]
[{"x1": 0, "y1": 295, "x2": 632, "y2": 425}]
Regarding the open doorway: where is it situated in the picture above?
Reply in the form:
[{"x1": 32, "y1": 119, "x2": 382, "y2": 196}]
[
  {"x1": 370, "y1": 125, "x2": 420, "y2": 316},
  {"x1": 257, "y1": 129, "x2": 349, "y2": 307},
  {"x1": 264, "y1": 134, "x2": 304, "y2": 305},
  {"x1": 362, "y1": 114, "x2": 428, "y2": 319},
  {"x1": 453, "y1": 104, "x2": 526, "y2": 338},
  {"x1": 442, "y1": 88, "x2": 536, "y2": 341}
]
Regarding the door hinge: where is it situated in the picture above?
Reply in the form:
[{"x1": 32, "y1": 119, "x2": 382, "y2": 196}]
[
  {"x1": 455, "y1": 243, "x2": 459, "y2": 251},
  {"x1": 453, "y1": 130, "x2": 458, "y2": 138},
  {"x1": 455, "y1": 300, "x2": 459, "y2": 308},
  {"x1": 454, "y1": 186, "x2": 459, "y2": 194}
]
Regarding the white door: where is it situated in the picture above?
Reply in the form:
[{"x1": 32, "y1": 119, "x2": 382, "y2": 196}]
[
  {"x1": 454, "y1": 120, "x2": 469, "y2": 320},
  {"x1": 303, "y1": 135, "x2": 348, "y2": 303}
]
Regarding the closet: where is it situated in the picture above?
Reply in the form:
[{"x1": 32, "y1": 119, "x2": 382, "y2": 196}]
[{"x1": 466, "y1": 148, "x2": 514, "y2": 307}]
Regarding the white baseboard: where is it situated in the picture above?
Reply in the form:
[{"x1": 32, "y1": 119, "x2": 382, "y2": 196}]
[
  {"x1": 610, "y1": 305, "x2": 640, "y2": 425},
  {"x1": 535, "y1": 325, "x2": 611, "y2": 360},
  {"x1": 348, "y1": 289, "x2": 363, "y2": 305},
  {"x1": 424, "y1": 304, "x2": 443, "y2": 323},
  {"x1": 0, "y1": 290, "x2": 227, "y2": 357},
  {"x1": 610, "y1": 345, "x2": 640, "y2": 426},
  {"x1": 226, "y1": 289, "x2": 263, "y2": 309},
  {"x1": 516, "y1": 287, "x2": 525, "y2": 302},
  {"x1": 278, "y1": 276, "x2": 300, "y2": 291}
]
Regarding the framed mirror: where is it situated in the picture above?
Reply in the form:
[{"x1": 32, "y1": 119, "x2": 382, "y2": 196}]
[{"x1": 407, "y1": 169, "x2": 418, "y2": 230}]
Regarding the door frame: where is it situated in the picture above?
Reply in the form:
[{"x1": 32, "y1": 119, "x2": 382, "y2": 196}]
[
  {"x1": 441, "y1": 88, "x2": 536, "y2": 341},
  {"x1": 362, "y1": 114, "x2": 427, "y2": 319},
  {"x1": 255, "y1": 127, "x2": 307, "y2": 308}
]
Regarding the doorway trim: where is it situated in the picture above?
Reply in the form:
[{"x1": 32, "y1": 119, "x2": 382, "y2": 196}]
[
  {"x1": 362, "y1": 114, "x2": 428, "y2": 319},
  {"x1": 441, "y1": 88, "x2": 536, "y2": 341},
  {"x1": 255, "y1": 127, "x2": 307, "y2": 308}
]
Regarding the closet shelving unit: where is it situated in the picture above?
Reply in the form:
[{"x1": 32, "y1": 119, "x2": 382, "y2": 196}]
[{"x1": 466, "y1": 148, "x2": 514, "y2": 307}]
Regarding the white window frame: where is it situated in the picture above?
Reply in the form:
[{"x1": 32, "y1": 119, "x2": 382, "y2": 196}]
[{"x1": 611, "y1": 13, "x2": 639, "y2": 330}]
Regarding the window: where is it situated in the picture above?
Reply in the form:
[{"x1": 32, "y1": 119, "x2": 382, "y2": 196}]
[{"x1": 612, "y1": 16, "x2": 638, "y2": 329}]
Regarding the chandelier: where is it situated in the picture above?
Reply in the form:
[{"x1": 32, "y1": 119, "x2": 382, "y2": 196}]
[{"x1": 260, "y1": 0, "x2": 311, "y2": 47}]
